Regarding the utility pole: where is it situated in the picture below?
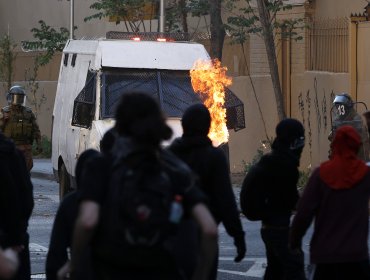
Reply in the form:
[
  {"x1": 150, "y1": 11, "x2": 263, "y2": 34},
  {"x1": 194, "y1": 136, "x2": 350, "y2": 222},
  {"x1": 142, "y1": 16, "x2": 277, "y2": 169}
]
[
  {"x1": 159, "y1": 0, "x2": 165, "y2": 32},
  {"x1": 70, "y1": 0, "x2": 74, "y2": 39}
]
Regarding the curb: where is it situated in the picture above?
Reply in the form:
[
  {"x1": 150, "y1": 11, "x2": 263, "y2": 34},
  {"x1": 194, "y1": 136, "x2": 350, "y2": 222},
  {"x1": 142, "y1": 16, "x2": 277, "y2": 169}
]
[{"x1": 30, "y1": 171, "x2": 56, "y2": 181}]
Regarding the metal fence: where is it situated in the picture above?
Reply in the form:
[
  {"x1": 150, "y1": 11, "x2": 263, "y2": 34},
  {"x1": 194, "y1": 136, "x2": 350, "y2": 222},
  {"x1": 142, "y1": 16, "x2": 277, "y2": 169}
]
[{"x1": 306, "y1": 18, "x2": 349, "y2": 73}]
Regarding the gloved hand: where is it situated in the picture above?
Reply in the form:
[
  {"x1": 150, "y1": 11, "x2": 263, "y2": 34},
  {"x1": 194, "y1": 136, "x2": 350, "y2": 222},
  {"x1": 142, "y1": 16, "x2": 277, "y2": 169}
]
[{"x1": 233, "y1": 234, "x2": 246, "y2": 262}]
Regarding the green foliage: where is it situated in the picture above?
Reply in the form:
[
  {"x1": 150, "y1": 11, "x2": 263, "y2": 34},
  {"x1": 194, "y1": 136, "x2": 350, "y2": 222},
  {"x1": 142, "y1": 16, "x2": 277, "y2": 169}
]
[
  {"x1": 225, "y1": 0, "x2": 305, "y2": 44},
  {"x1": 85, "y1": 0, "x2": 155, "y2": 32},
  {"x1": 188, "y1": 0, "x2": 209, "y2": 17},
  {"x1": 22, "y1": 20, "x2": 70, "y2": 66},
  {"x1": 297, "y1": 167, "x2": 311, "y2": 191},
  {"x1": 32, "y1": 135, "x2": 52, "y2": 158},
  {"x1": 243, "y1": 140, "x2": 271, "y2": 173},
  {"x1": 0, "y1": 35, "x2": 17, "y2": 90}
]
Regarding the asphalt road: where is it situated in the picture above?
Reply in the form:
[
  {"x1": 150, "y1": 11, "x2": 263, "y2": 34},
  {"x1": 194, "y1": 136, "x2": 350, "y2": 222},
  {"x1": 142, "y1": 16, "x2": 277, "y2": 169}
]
[
  {"x1": 28, "y1": 176, "x2": 304, "y2": 279},
  {"x1": 27, "y1": 176, "x2": 328, "y2": 279}
]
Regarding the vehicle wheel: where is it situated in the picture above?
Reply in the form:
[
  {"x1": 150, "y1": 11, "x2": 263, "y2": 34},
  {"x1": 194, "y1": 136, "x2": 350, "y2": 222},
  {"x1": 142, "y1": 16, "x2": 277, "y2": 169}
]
[{"x1": 59, "y1": 163, "x2": 71, "y2": 199}]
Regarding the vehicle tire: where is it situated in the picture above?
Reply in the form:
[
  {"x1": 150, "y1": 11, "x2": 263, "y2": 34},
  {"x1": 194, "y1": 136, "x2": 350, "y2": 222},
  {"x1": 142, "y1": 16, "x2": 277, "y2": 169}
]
[{"x1": 59, "y1": 163, "x2": 71, "y2": 199}]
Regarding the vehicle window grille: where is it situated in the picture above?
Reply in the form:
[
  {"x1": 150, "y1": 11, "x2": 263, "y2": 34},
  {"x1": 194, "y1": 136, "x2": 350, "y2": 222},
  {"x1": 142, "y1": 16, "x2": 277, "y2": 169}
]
[
  {"x1": 106, "y1": 31, "x2": 190, "y2": 42},
  {"x1": 160, "y1": 71, "x2": 201, "y2": 117},
  {"x1": 72, "y1": 74, "x2": 96, "y2": 128},
  {"x1": 101, "y1": 69, "x2": 245, "y2": 131},
  {"x1": 225, "y1": 88, "x2": 245, "y2": 131},
  {"x1": 102, "y1": 70, "x2": 159, "y2": 118}
]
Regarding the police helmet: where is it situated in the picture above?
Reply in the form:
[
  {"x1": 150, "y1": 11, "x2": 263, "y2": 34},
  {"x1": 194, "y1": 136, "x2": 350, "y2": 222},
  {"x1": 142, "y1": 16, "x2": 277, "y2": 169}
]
[
  {"x1": 8, "y1": 85, "x2": 26, "y2": 106},
  {"x1": 333, "y1": 93, "x2": 353, "y2": 108}
]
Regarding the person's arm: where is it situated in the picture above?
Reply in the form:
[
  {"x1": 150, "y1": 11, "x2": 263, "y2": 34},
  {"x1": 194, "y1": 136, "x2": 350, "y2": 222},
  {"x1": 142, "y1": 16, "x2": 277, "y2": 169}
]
[
  {"x1": 56, "y1": 200, "x2": 100, "y2": 280},
  {"x1": 289, "y1": 168, "x2": 321, "y2": 250},
  {"x1": 46, "y1": 198, "x2": 72, "y2": 280},
  {"x1": 190, "y1": 203, "x2": 218, "y2": 280},
  {"x1": 211, "y1": 149, "x2": 246, "y2": 261}
]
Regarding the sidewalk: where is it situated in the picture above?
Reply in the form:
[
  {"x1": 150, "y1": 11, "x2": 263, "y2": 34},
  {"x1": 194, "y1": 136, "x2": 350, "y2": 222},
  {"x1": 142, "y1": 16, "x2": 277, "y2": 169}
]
[{"x1": 31, "y1": 158, "x2": 55, "y2": 181}]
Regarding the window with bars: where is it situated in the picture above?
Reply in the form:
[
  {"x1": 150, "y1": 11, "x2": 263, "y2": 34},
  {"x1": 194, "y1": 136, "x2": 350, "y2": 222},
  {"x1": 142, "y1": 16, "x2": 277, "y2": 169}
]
[{"x1": 306, "y1": 18, "x2": 349, "y2": 73}]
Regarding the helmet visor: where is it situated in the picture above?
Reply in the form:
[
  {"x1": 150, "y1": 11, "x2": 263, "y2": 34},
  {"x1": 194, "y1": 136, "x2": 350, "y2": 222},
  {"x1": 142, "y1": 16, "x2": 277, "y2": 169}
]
[{"x1": 11, "y1": 94, "x2": 26, "y2": 106}]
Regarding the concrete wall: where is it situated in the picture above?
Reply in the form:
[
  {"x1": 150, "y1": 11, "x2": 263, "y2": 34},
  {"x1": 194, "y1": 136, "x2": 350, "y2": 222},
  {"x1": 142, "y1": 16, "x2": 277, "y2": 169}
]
[
  {"x1": 313, "y1": 0, "x2": 366, "y2": 19},
  {"x1": 356, "y1": 21, "x2": 370, "y2": 109}
]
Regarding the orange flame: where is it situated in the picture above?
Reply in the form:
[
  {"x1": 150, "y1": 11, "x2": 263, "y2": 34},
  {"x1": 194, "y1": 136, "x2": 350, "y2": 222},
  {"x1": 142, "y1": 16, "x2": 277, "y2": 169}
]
[{"x1": 190, "y1": 59, "x2": 231, "y2": 146}]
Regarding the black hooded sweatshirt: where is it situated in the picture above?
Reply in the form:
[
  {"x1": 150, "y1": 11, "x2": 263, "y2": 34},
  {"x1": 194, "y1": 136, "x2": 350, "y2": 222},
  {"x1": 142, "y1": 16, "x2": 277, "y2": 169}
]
[
  {"x1": 0, "y1": 133, "x2": 34, "y2": 247},
  {"x1": 246, "y1": 147, "x2": 300, "y2": 227},
  {"x1": 169, "y1": 136, "x2": 244, "y2": 239}
]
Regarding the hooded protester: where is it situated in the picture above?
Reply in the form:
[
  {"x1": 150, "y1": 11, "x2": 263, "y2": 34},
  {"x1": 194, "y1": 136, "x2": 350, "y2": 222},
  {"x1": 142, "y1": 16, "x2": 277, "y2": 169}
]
[
  {"x1": 46, "y1": 149, "x2": 99, "y2": 280},
  {"x1": 290, "y1": 125, "x2": 370, "y2": 280},
  {"x1": 169, "y1": 103, "x2": 246, "y2": 279},
  {"x1": 61, "y1": 93, "x2": 218, "y2": 280},
  {"x1": 240, "y1": 118, "x2": 306, "y2": 280}
]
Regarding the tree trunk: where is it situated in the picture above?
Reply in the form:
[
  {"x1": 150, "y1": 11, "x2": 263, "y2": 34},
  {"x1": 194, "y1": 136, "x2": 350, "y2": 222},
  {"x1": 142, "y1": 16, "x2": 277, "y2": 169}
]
[
  {"x1": 179, "y1": 0, "x2": 188, "y2": 33},
  {"x1": 256, "y1": 0, "x2": 286, "y2": 121},
  {"x1": 209, "y1": 0, "x2": 225, "y2": 60}
]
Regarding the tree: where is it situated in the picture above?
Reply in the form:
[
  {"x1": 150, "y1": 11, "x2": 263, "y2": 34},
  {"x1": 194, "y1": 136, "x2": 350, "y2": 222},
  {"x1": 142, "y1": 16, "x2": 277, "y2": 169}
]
[
  {"x1": 0, "y1": 35, "x2": 17, "y2": 92},
  {"x1": 226, "y1": 0, "x2": 304, "y2": 120},
  {"x1": 209, "y1": 0, "x2": 226, "y2": 60},
  {"x1": 21, "y1": 20, "x2": 70, "y2": 117},
  {"x1": 85, "y1": 0, "x2": 158, "y2": 32}
]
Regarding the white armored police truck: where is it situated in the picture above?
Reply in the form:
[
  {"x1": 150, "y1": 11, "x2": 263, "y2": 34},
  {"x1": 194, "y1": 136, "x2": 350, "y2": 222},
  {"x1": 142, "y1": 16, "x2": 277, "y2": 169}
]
[{"x1": 52, "y1": 32, "x2": 212, "y2": 197}]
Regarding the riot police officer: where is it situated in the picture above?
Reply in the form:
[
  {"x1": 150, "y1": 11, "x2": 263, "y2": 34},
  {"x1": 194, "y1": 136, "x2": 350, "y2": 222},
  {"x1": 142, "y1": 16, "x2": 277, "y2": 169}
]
[
  {"x1": 329, "y1": 93, "x2": 369, "y2": 161},
  {"x1": 0, "y1": 86, "x2": 42, "y2": 170}
]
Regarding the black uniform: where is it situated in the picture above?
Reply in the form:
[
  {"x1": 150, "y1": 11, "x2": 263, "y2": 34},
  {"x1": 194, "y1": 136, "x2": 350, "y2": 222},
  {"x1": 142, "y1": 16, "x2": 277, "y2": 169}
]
[
  {"x1": 0, "y1": 132, "x2": 34, "y2": 280},
  {"x1": 46, "y1": 149, "x2": 98, "y2": 280},
  {"x1": 241, "y1": 119, "x2": 306, "y2": 280},
  {"x1": 169, "y1": 135, "x2": 245, "y2": 279}
]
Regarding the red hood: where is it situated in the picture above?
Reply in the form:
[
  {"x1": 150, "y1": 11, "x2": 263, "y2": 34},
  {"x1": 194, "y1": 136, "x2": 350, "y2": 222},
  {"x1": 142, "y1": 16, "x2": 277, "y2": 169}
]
[{"x1": 320, "y1": 126, "x2": 368, "y2": 189}]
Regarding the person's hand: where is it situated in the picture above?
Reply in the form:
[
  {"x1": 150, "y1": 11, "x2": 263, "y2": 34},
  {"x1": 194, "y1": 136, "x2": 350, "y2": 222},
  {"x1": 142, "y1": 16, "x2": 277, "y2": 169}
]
[
  {"x1": 57, "y1": 261, "x2": 71, "y2": 280},
  {"x1": 233, "y1": 235, "x2": 246, "y2": 262}
]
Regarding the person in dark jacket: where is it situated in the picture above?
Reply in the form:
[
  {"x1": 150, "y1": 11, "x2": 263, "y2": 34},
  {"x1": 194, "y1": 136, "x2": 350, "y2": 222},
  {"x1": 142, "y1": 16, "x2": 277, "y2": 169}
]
[
  {"x1": 0, "y1": 132, "x2": 34, "y2": 280},
  {"x1": 58, "y1": 93, "x2": 218, "y2": 280},
  {"x1": 46, "y1": 149, "x2": 99, "y2": 280},
  {"x1": 290, "y1": 125, "x2": 370, "y2": 280},
  {"x1": 241, "y1": 118, "x2": 306, "y2": 280},
  {"x1": 169, "y1": 103, "x2": 246, "y2": 280}
]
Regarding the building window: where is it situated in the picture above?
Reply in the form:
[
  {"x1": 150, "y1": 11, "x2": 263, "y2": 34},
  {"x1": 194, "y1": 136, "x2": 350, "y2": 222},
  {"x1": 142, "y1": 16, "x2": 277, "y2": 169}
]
[{"x1": 306, "y1": 18, "x2": 349, "y2": 73}]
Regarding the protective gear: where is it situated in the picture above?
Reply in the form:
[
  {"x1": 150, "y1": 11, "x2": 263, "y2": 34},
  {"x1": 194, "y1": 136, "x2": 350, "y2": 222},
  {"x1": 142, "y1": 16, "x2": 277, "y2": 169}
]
[
  {"x1": 333, "y1": 93, "x2": 354, "y2": 108},
  {"x1": 0, "y1": 105, "x2": 41, "y2": 171},
  {"x1": 8, "y1": 86, "x2": 26, "y2": 106},
  {"x1": 329, "y1": 93, "x2": 369, "y2": 161}
]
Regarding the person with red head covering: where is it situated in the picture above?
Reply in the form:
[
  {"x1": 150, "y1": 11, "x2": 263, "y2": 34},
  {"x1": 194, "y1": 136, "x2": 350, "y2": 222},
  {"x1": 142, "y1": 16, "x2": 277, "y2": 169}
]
[{"x1": 290, "y1": 126, "x2": 370, "y2": 280}]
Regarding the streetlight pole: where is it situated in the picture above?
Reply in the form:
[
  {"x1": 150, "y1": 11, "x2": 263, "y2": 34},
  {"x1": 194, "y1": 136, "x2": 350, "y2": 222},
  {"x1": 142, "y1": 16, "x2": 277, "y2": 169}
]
[
  {"x1": 159, "y1": 0, "x2": 165, "y2": 32},
  {"x1": 70, "y1": 0, "x2": 74, "y2": 39}
]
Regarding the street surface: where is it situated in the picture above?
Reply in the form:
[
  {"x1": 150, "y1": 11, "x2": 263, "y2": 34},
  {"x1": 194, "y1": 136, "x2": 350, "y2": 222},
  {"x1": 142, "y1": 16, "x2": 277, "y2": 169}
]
[{"x1": 28, "y1": 173, "x2": 369, "y2": 279}]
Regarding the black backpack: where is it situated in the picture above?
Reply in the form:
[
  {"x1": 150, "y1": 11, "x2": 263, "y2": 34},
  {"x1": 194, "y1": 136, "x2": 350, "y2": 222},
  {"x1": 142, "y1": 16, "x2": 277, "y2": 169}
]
[
  {"x1": 94, "y1": 150, "x2": 183, "y2": 268},
  {"x1": 240, "y1": 162, "x2": 268, "y2": 221}
]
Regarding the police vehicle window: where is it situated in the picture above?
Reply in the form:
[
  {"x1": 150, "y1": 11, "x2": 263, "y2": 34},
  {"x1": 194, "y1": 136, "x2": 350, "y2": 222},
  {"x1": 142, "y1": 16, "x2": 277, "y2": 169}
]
[
  {"x1": 160, "y1": 70, "x2": 200, "y2": 117},
  {"x1": 101, "y1": 69, "x2": 159, "y2": 118},
  {"x1": 63, "y1": 54, "x2": 69, "y2": 66},
  {"x1": 72, "y1": 73, "x2": 96, "y2": 128},
  {"x1": 71, "y1": 54, "x2": 77, "y2": 67},
  {"x1": 101, "y1": 69, "x2": 200, "y2": 119}
]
